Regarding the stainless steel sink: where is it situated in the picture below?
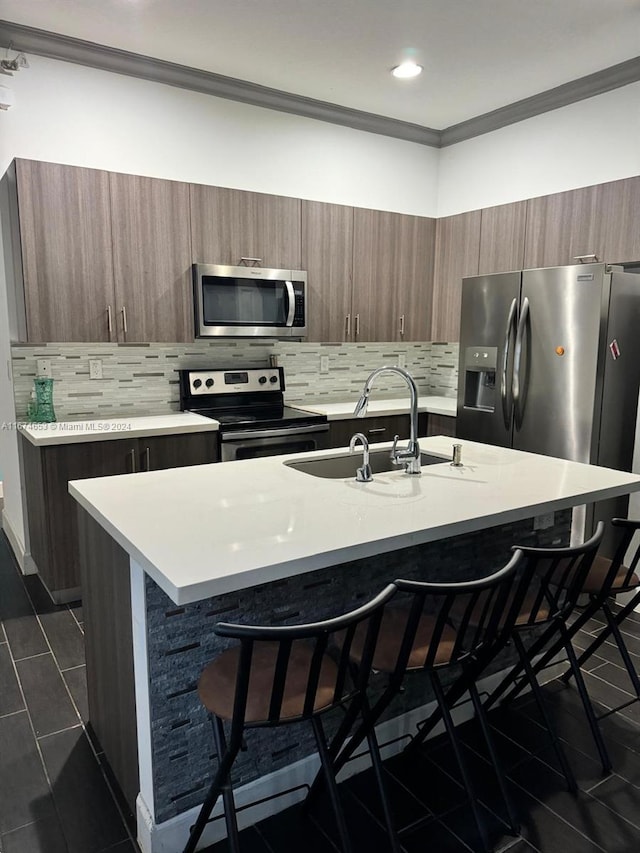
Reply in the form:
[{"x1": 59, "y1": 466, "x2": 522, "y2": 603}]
[{"x1": 285, "y1": 449, "x2": 447, "y2": 479}]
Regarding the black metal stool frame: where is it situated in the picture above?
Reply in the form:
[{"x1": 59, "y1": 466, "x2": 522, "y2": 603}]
[
  {"x1": 501, "y1": 519, "x2": 640, "y2": 740},
  {"x1": 305, "y1": 550, "x2": 528, "y2": 853},
  {"x1": 182, "y1": 583, "x2": 398, "y2": 853},
  {"x1": 480, "y1": 523, "x2": 608, "y2": 779}
]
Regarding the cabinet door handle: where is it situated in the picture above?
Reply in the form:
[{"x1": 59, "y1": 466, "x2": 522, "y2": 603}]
[
  {"x1": 345, "y1": 313, "x2": 351, "y2": 338},
  {"x1": 144, "y1": 447, "x2": 150, "y2": 471},
  {"x1": 368, "y1": 428, "x2": 386, "y2": 434},
  {"x1": 399, "y1": 314, "x2": 405, "y2": 337},
  {"x1": 355, "y1": 313, "x2": 360, "y2": 337},
  {"x1": 129, "y1": 448, "x2": 137, "y2": 473},
  {"x1": 107, "y1": 305, "x2": 113, "y2": 337},
  {"x1": 121, "y1": 305, "x2": 128, "y2": 334}
]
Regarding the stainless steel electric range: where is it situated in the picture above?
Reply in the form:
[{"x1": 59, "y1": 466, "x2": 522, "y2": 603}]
[{"x1": 178, "y1": 367, "x2": 329, "y2": 462}]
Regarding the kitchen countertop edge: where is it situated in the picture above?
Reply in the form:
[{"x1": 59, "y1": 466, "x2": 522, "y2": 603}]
[{"x1": 19, "y1": 413, "x2": 220, "y2": 446}]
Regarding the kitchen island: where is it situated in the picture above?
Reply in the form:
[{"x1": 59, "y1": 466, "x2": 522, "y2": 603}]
[{"x1": 69, "y1": 436, "x2": 640, "y2": 853}]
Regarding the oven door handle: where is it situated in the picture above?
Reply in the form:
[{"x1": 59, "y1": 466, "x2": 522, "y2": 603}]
[
  {"x1": 285, "y1": 280, "x2": 296, "y2": 326},
  {"x1": 222, "y1": 423, "x2": 330, "y2": 441}
]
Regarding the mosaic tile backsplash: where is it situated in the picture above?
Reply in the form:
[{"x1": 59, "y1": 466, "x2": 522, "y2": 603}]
[{"x1": 11, "y1": 341, "x2": 459, "y2": 420}]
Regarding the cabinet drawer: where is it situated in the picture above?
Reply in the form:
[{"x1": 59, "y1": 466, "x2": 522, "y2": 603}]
[{"x1": 328, "y1": 414, "x2": 427, "y2": 449}]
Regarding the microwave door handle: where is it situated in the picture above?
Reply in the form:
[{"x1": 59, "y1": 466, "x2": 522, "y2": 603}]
[
  {"x1": 501, "y1": 298, "x2": 518, "y2": 429},
  {"x1": 285, "y1": 281, "x2": 295, "y2": 326}
]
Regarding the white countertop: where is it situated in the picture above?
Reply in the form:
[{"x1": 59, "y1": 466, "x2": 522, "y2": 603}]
[
  {"x1": 19, "y1": 413, "x2": 219, "y2": 446},
  {"x1": 69, "y1": 436, "x2": 640, "y2": 606},
  {"x1": 292, "y1": 396, "x2": 456, "y2": 420}
]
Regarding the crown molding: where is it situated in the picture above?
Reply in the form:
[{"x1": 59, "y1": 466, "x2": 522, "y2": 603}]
[
  {"x1": 1, "y1": 19, "x2": 639, "y2": 149},
  {"x1": 441, "y1": 56, "x2": 640, "y2": 147},
  {"x1": 0, "y1": 19, "x2": 441, "y2": 147}
]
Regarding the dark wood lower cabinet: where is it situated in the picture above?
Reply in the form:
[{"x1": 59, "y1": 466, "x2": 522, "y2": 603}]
[
  {"x1": 425, "y1": 414, "x2": 457, "y2": 438},
  {"x1": 21, "y1": 431, "x2": 219, "y2": 602},
  {"x1": 328, "y1": 413, "x2": 428, "y2": 449}
]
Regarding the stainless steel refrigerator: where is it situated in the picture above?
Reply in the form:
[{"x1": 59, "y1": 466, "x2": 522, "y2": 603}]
[{"x1": 456, "y1": 263, "x2": 640, "y2": 548}]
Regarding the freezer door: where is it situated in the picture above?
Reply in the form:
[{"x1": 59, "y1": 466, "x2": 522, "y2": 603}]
[
  {"x1": 513, "y1": 265, "x2": 605, "y2": 462},
  {"x1": 456, "y1": 272, "x2": 521, "y2": 446}
]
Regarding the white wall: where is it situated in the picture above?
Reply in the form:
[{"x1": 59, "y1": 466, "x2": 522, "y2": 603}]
[
  {"x1": 0, "y1": 179, "x2": 26, "y2": 564},
  {"x1": 437, "y1": 82, "x2": 640, "y2": 217},
  {"x1": 0, "y1": 55, "x2": 440, "y2": 217}
]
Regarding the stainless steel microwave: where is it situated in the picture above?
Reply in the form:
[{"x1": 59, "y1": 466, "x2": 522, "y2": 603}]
[{"x1": 193, "y1": 263, "x2": 308, "y2": 339}]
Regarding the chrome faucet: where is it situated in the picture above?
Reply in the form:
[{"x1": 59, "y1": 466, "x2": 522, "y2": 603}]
[
  {"x1": 349, "y1": 432, "x2": 373, "y2": 482},
  {"x1": 354, "y1": 366, "x2": 421, "y2": 475}
]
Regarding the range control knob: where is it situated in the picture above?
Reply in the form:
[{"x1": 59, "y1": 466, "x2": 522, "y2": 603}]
[
  {"x1": 258, "y1": 376, "x2": 267, "y2": 385},
  {"x1": 205, "y1": 378, "x2": 214, "y2": 388},
  {"x1": 193, "y1": 379, "x2": 202, "y2": 389},
  {"x1": 269, "y1": 375, "x2": 278, "y2": 384}
]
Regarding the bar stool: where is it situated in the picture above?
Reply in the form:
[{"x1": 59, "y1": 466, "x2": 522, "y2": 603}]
[
  {"x1": 306, "y1": 549, "x2": 527, "y2": 853},
  {"x1": 182, "y1": 583, "x2": 397, "y2": 853},
  {"x1": 500, "y1": 518, "x2": 640, "y2": 765},
  {"x1": 563, "y1": 518, "x2": 640, "y2": 695},
  {"x1": 482, "y1": 523, "x2": 608, "y2": 780}
]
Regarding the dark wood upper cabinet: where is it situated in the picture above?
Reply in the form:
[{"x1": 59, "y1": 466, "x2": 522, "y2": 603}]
[
  {"x1": 525, "y1": 177, "x2": 640, "y2": 269},
  {"x1": 16, "y1": 160, "x2": 115, "y2": 342},
  {"x1": 431, "y1": 210, "x2": 481, "y2": 342},
  {"x1": 189, "y1": 184, "x2": 302, "y2": 269},
  {"x1": 523, "y1": 184, "x2": 599, "y2": 268},
  {"x1": 352, "y1": 208, "x2": 434, "y2": 342},
  {"x1": 109, "y1": 174, "x2": 193, "y2": 343},
  {"x1": 479, "y1": 201, "x2": 527, "y2": 274},
  {"x1": 593, "y1": 177, "x2": 640, "y2": 264},
  {"x1": 400, "y1": 216, "x2": 436, "y2": 342},
  {"x1": 301, "y1": 200, "x2": 354, "y2": 342}
]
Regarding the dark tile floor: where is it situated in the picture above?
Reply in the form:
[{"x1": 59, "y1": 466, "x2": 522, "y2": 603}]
[{"x1": 2, "y1": 531, "x2": 640, "y2": 852}]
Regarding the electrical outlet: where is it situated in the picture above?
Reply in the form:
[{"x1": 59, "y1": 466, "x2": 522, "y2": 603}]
[
  {"x1": 320, "y1": 355, "x2": 330, "y2": 374},
  {"x1": 36, "y1": 359, "x2": 51, "y2": 377},
  {"x1": 89, "y1": 359, "x2": 103, "y2": 380},
  {"x1": 398, "y1": 353, "x2": 406, "y2": 369},
  {"x1": 533, "y1": 512, "x2": 554, "y2": 530}
]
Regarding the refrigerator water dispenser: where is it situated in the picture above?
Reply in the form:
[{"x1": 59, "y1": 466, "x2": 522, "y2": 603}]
[{"x1": 463, "y1": 347, "x2": 497, "y2": 412}]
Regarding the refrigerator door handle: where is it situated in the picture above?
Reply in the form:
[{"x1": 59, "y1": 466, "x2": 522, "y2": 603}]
[
  {"x1": 501, "y1": 298, "x2": 518, "y2": 429},
  {"x1": 512, "y1": 296, "x2": 530, "y2": 429}
]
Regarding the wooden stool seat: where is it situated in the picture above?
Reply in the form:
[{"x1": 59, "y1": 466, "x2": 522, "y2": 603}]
[
  {"x1": 198, "y1": 640, "x2": 340, "y2": 724},
  {"x1": 552, "y1": 554, "x2": 640, "y2": 594},
  {"x1": 452, "y1": 587, "x2": 550, "y2": 629},
  {"x1": 341, "y1": 607, "x2": 457, "y2": 672}
]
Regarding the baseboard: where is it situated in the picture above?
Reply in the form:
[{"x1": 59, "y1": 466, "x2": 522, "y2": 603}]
[{"x1": 135, "y1": 666, "x2": 513, "y2": 853}]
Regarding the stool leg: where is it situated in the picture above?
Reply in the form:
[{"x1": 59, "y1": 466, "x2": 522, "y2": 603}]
[
  {"x1": 565, "y1": 592, "x2": 640, "y2": 680},
  {"x1": 306, "y1": 685, "x2": 396, "y2": 813},
  {"x1": 601, "y1": 599, "x2": 640, "y2": 698},
  {"x1": 468, "y1": 681, "x2": 520, "y2": 836},
  {"x1": 361, "y1": 695, "x2": 402, "y2": 853},
  {"x1": 512, "y1": 634, "x2": 578, "y2": 794},
  {"x1": 212, "y1": 717, "x2": 241, "y2": 853},
  {"x1": 311, "y1": 716, "x2": 353, "y2": 853},
  {"x1": 431, "y1": 671, "x2": 491, "y2": 853},
  {"x1": 559, "y1": 628, "x2": 612, "y2": 774},
  {"x1": 182, "y1": 718, "x2": 241, "y2": 853}
]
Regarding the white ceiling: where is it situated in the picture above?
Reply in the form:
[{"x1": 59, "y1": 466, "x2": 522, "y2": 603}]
[{"x1": 1, "y1": 0, "x2": 639, "y2": 128}]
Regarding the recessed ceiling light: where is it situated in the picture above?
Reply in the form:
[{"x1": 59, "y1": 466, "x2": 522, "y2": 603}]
[{"x1": 391, "y1": 61, "x2": 423, "y2": 80}]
